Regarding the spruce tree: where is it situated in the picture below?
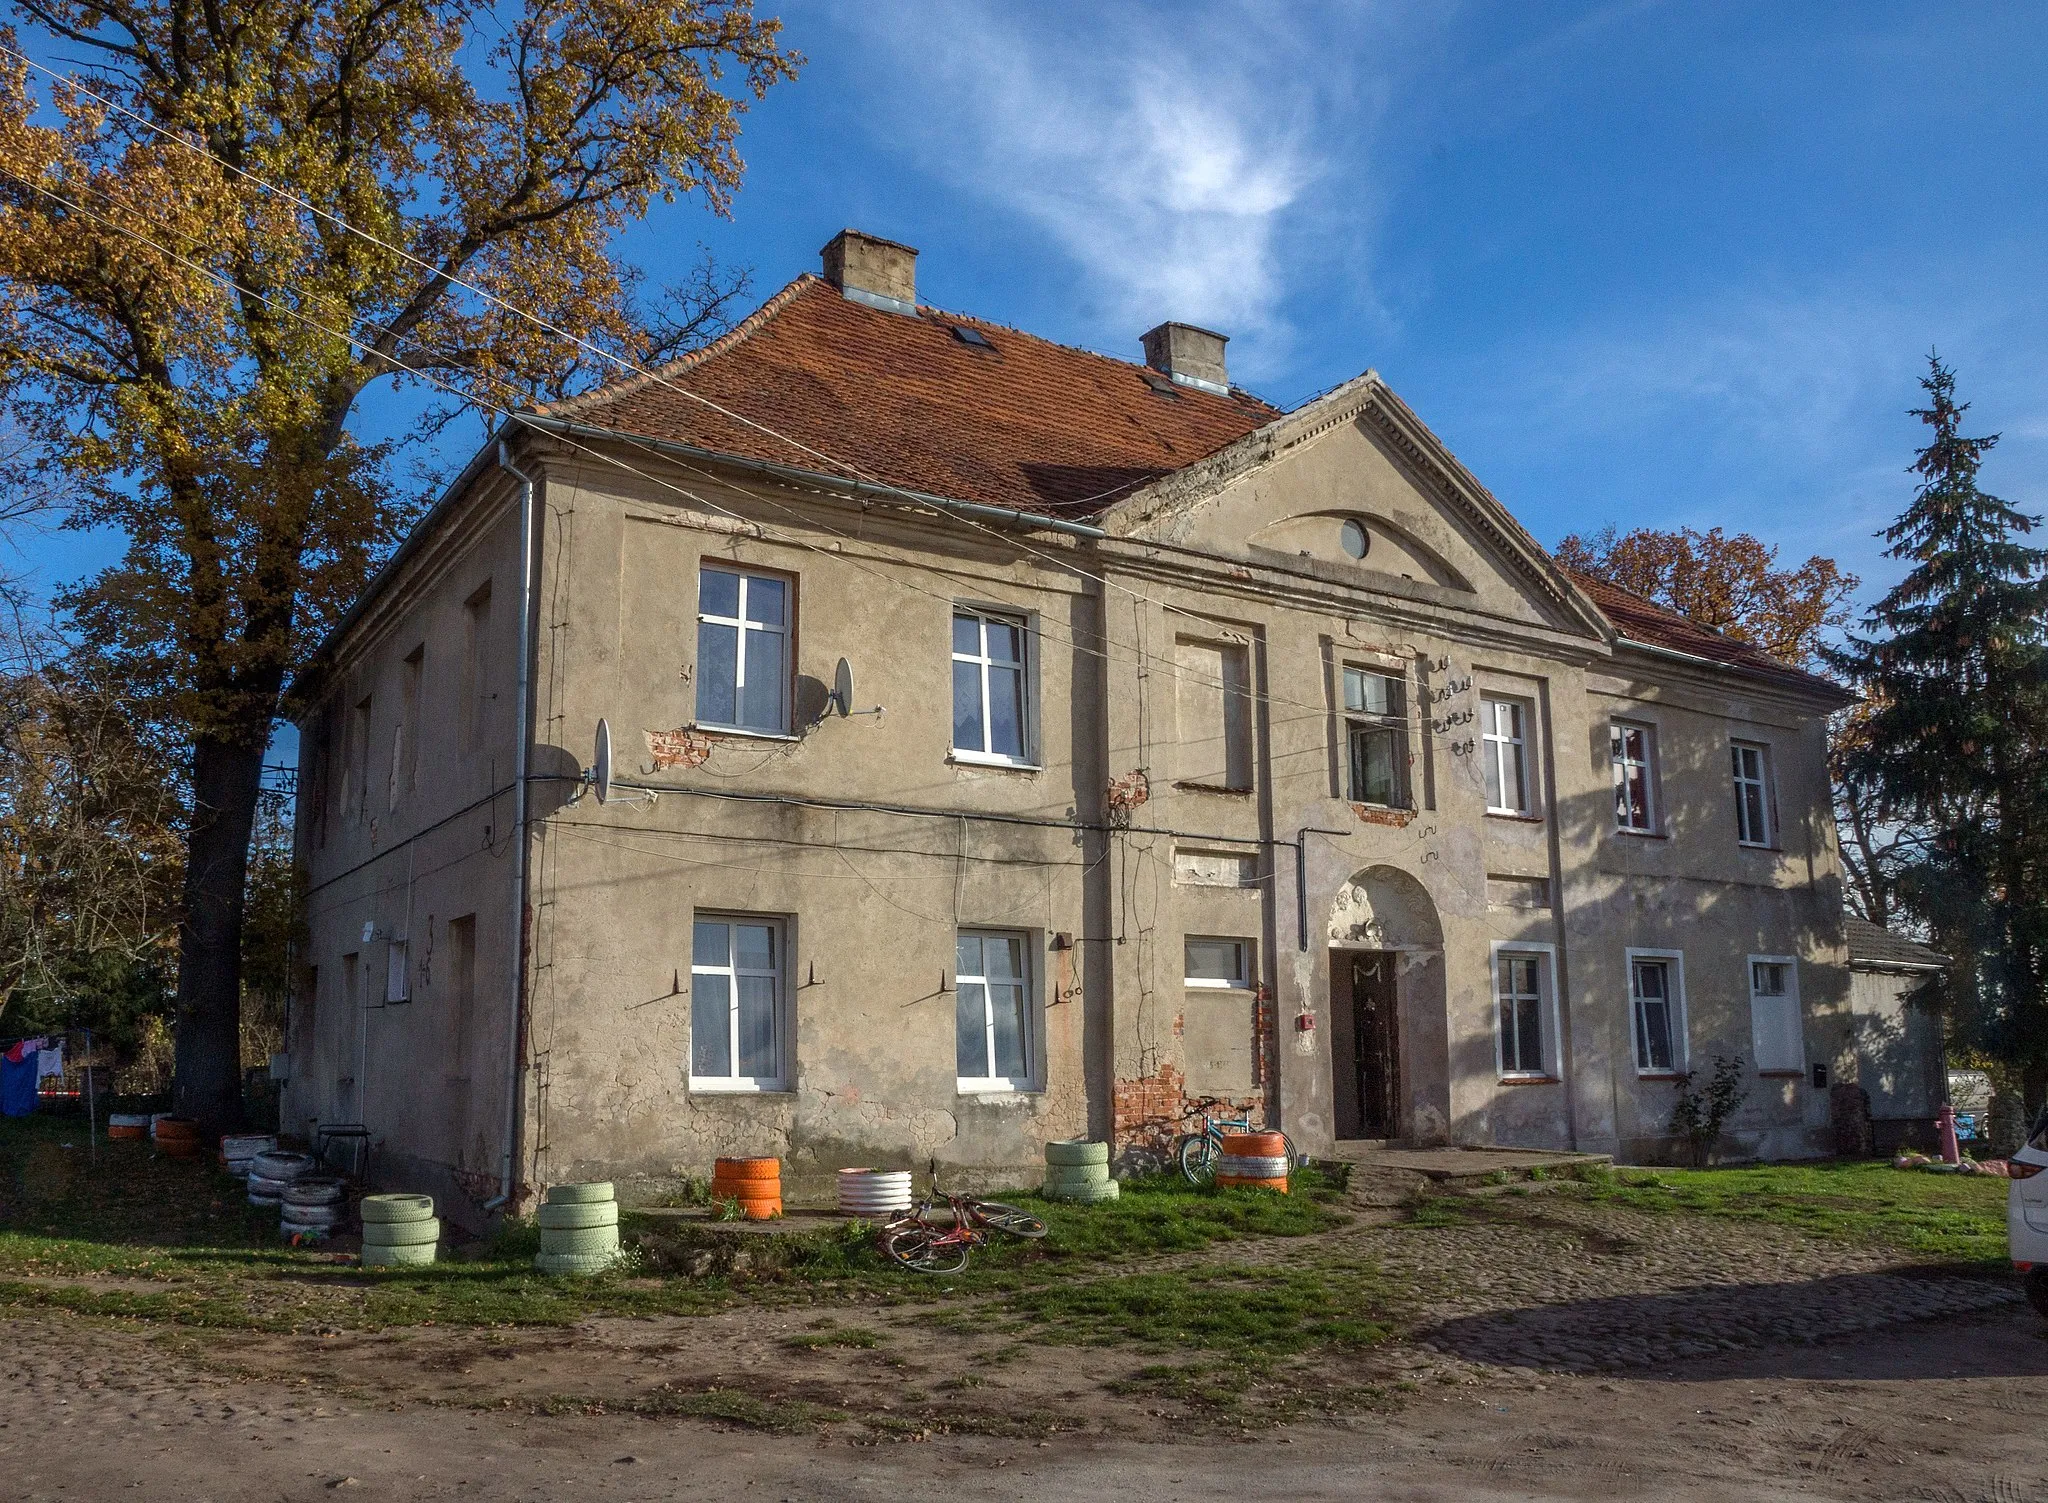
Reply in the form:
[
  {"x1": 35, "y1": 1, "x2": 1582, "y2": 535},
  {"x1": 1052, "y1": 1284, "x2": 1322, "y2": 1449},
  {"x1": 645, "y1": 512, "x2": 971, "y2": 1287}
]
[{"x1": 1830, "y1": 356, "x2": 2048, "y2": 1111}]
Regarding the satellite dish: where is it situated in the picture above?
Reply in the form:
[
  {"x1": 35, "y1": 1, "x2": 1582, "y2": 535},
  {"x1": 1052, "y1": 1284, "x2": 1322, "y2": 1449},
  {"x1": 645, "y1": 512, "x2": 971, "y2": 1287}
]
[
  {"x1": 594, "y1": 718, "x2": 612, "y2": 805},
  {"x1": 832, "y1": 658, "x2": 853, "y2": 718}
]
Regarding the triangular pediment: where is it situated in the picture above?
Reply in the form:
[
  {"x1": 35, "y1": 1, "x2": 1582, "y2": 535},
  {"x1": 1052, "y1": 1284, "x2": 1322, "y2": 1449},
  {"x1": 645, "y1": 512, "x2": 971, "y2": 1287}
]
[{"x1": 1099, "y1": 373, "x2": 1611, "y2": 642}]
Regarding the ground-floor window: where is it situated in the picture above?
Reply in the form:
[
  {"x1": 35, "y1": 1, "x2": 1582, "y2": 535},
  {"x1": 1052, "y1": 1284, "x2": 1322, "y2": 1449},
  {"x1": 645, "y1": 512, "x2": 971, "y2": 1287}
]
[
  {"x1": 1628, "y1": 950, "x2": 1685, "y2": 1075},
  {"x1": 690, "y1": 915, "x2": 785, "y2": 1090},
  {"x1": 1494, "y1": 946, "x2": 1553, "y2": 1078},
  {"x1": 956, "y1": 929, "x2": 1032, "y2": 1091},
  {"x1": 1748, "y1": 956, "x2": 1803, "y2": 1074}
]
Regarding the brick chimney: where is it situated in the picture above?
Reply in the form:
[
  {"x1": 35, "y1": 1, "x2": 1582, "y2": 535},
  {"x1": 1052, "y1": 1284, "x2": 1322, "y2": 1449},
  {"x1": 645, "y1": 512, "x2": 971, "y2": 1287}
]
[
  {"x1": 820, "y1": 229, "x2": 918, "y2": 316},
  {"x1": 1141, "y1": 322, "x2": 1230, "y2": 396}
]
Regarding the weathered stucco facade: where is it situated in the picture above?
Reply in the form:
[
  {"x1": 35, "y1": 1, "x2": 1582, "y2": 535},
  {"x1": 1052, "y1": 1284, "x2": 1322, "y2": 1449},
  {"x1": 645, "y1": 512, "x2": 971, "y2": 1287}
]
[{"x1": 286, "y1": 231, "x2": 1859, "y2": 1218}]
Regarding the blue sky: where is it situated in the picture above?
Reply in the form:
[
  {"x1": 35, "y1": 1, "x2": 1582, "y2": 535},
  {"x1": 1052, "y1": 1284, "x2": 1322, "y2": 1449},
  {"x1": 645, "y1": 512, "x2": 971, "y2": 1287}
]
[{"x1": 12, "y1": 0, "x2": 2048, "y2": 628}]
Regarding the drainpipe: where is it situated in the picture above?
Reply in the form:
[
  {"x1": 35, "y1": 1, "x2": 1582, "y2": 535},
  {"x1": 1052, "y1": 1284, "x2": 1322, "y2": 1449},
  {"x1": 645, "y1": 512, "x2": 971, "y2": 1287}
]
[{"x1": 489, "y1": 437, "x2": 537, "y2": 1210}]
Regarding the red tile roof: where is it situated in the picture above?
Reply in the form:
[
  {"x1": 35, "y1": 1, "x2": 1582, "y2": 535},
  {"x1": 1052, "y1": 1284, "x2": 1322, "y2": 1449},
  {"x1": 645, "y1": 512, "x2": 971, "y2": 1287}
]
[
  {"x1": 1561, "y1": 566, "x2": 1848, "y2": 697},
  {"x1": 539, "y1": 274, "x2": 1280, "y2": 519}
]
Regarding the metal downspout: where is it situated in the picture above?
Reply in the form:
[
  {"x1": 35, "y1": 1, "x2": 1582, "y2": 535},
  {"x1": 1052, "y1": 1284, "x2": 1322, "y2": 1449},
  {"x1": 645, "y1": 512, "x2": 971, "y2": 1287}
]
[{"x1": 490, "y1": 439, "x2": 536, "y2": 1209}]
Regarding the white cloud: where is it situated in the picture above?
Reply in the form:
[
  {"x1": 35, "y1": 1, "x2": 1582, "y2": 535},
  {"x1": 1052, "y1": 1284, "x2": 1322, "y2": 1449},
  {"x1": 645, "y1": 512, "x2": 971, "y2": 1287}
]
[{"x1": 831, "y1": 2, "x2": 1410, "y2": 371}]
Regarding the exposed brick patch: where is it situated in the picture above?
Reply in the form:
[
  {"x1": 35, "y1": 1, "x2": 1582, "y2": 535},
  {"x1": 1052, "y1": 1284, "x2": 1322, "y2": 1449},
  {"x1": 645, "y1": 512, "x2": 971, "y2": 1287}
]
[
  {"x1": 646, "y1": 727, "x2": 713, "y2": 770},
  {"x1": 1114, "y1": 986, "x2": 1278, "y2": 1168},
  {"x1": 1351, "y1": 803, "x2": 1417, "y2": 828}
]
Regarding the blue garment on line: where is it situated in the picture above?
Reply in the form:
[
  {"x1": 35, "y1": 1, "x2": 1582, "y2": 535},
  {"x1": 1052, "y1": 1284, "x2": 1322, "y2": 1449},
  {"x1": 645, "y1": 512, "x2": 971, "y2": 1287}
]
[{"x1": 0, "y1": 1054, "x2": 38, "y2": 1116}]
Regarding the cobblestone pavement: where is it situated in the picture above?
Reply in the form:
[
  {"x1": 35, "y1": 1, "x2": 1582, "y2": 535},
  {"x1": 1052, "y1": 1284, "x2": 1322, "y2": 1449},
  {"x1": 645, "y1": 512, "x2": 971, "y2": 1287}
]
[{"x1": 1339, "y1": 1184, "x2": 2025, "y2": 1375}]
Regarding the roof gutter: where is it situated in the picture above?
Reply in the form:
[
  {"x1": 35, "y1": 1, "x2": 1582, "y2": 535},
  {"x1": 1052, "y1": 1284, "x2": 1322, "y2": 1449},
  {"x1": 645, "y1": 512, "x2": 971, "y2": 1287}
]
[
  {"x1": 509, "y1": 412, "x2": 1110, "y2": 542},
  {"x1": 1612, "y1": 632, "x2": 1855, "y2": 706}
]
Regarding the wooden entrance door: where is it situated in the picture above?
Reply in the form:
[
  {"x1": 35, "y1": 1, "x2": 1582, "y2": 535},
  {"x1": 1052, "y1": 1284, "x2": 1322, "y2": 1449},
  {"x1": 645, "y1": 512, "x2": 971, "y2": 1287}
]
[{"x1": 1349, "y1": 951, "x2": 1401, "y2": 1140}]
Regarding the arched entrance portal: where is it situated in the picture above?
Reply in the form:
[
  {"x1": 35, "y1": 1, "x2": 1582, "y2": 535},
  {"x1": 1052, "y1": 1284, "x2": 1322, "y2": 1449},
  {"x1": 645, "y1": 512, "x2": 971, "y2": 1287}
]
[{"x1": 1327, "y1": 867, "x2": 1447, "y2": 1144}]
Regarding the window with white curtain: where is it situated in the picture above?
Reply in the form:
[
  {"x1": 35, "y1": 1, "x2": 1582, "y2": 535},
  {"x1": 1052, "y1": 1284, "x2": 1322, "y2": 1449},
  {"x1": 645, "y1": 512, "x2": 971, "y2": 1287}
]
[
  {"x1": 956, "y1": 930, "x2": 1033, "y2": 1090},
  {"x1": 952, "y1": 610, "x2": 1031, "y2": 763},
  {"x1": 1611, "y1": 721, "x2": 1657, "y2": 832},
  {"x1": 1732, "y1": 741, "x2": 1774, "y2": 846}
]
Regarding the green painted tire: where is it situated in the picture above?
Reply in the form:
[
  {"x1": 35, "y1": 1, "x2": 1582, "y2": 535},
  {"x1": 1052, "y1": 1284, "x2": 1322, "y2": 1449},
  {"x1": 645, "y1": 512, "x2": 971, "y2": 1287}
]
[
  {"x1": 1045, "y1": 1179, "x2": 1121, "y2": 1204},
  {"x1": 1043, "y1": 1139, "x2": 1109, "y2": 1167},
  {"x1": 535, "y1": 1249, "x2": 621, "y2": 1277},
  {"x1": 545, "y1": 1182, "x2": 615, "y2": 1205},
  {"x1": 537, "y1": 1201, "x2": 619, "y2": 1230},
  {"x1": 361, "y1": 1216, "x2": 440, "y2": 1247},
  {"x1": 538, "y1": 1224, "x2": 621, "y2": 1255},
  {"x1": 1044, "y1": 1163, "x2": 1111, "y2": 1188},
  {"x1": 362, "y1": 1241, "x2": 436, "y2": 1267},
  {"x1": 359, "y1": 1193, "x2": 435, "y2": 1224}
]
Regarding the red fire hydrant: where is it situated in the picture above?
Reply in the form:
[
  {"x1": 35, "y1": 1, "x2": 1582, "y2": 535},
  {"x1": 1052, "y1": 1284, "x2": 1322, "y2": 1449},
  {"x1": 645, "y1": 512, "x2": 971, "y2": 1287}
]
[{"x1": 1936, "y1": 1102, "x2": 1961, "y2": 1166}]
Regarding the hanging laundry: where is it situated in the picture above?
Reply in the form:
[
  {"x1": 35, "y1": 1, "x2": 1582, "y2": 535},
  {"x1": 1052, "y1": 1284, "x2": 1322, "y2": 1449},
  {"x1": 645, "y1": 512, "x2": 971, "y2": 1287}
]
[
  {"x1": 35, "y1": 1044, "x2": 63, "y2": 1079},
  {"x1": 0, "y1": 1054, "x2": 36, "y2": 1116},
  {"x1": 4, "y1": 1036, "x2": 46, "y2": 1065}
]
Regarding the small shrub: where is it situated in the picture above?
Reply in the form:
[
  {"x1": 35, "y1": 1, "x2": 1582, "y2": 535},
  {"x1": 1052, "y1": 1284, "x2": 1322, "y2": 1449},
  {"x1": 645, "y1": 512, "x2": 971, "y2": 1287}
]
[{"x1": 1668, "y1": 1055, "x2": 1750, "y2": 1167}]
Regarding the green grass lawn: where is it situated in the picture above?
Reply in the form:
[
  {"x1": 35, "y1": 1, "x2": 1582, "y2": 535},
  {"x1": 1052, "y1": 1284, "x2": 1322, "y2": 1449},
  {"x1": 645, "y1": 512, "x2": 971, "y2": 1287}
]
[{"x1": 1579, "y1": 1160, "x2": 2011, "y2": 1266}]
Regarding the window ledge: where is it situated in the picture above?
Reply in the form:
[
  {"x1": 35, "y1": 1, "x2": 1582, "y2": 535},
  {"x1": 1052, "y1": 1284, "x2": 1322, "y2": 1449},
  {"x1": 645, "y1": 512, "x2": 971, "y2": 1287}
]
[
  {"x1": 1738, "y1": 841, "x2": 1780, "y2": 852},
  {"x1": 688, "y1": 1081, "x2": 793, "y2": 1095},
  {"x1": 1485, "y1": 810, "x2": 1543, "y2": 824},
  {"x1": 1637, "y1": 1071, "x2": 1686, "y2": 1081},
  {"x1": 1613, "y1": 827, "x2": 1667, "y2": 840},
  {"x1": 692, "y1": 724, "x2": 800, "y2": 744},
  {"x1": 1184, "y1": 981, "x2": 1254, "y2": 992},
  {"x1": 948, "y1": 752, "x2": 1040, "y2": 772},
  {"x1": 1174, "y1": 781, "x2": 1253, "y2": 796},
  {"x1": 955, "y1": 1081, "x2": 1041, "y2": 1097},
  {"x1": 1497, "y1": 1074, "x2": 1562, "y2": 1086}
]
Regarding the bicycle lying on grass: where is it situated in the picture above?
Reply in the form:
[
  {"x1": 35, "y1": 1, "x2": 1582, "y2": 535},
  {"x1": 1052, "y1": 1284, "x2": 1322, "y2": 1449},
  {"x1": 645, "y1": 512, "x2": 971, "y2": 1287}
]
[
  {"x1": 1174, "y1": 1106, "x2": 1298, "y2": 1185},
  {"x1": 877, "y1": 1160, "x2": 1047, "y2": 1273}
]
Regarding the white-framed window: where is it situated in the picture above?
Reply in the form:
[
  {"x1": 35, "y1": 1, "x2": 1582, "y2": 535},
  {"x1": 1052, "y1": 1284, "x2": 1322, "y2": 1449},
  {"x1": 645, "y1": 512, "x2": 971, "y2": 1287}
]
[
  {"x1": 1748, "y1": 955, "x2": 1803, "y2": 1074},
  {"x1": 385, "y1": 938, "x2": 410, "y2": 1004},
  {"x1": 1343, "y1": 665, "x2": 1408, "y2": 808},
  {"x1": 951, "y1": 609, "x2": 1032, "y2": 764},
  {"x1": 1611, "y1": 721, "x2": 1657, "y2": 832},
  {"x1": 695, "y1": 566, "x2": 790, "y2": 735},
  {"x1": 690, "y1": 915, "x2": 786, "y2": 1091},
  {"x1": 1627, "y1": 948, "x2": 1687, "y2": 1076},
  {"x1": 1491, "y1": 942, "x2": 1559, "y2": 1079},
  {"x1": 1481, "y1": 696, "x2": 1530, "y2": 815},
  {"x1": 1731, "y1": 740, "x2": 1774, "y2": 846},
  {"x1": 956, "y1": 929, "x2": 1033, "y2": 1091},
  {"x1": 1173, "y1": 636, "x2": 1253, "y2": 790},
  {"x1": 1184, "y1": 936, "x2": 1253, "y2": 989}
]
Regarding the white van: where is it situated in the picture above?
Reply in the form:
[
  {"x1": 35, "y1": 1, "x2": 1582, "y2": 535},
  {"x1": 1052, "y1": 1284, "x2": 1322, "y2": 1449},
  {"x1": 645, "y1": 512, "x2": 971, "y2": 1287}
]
[{"x1": 2015, "y1": 1105, "x2": 2048, "y2": 1319}]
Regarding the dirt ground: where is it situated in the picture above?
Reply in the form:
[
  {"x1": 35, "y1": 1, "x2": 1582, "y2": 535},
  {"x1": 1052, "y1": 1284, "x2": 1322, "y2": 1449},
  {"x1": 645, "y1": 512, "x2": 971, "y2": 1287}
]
[{"x1": 3, "y1": 1305, "x2": 2046, "y2": 1501}]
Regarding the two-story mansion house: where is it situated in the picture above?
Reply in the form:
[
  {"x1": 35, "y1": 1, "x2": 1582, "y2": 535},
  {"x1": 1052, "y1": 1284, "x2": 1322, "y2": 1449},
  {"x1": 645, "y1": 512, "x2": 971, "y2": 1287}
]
[{"x1": 287, "y1": 230, "x2": 1857, "y2": 1215}]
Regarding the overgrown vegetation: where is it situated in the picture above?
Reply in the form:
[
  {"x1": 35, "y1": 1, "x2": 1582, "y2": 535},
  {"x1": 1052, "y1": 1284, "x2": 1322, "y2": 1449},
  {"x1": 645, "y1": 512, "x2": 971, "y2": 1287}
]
[{"x1": 1668, "y1": 1055, "x2": 1750, "y2": 1167}]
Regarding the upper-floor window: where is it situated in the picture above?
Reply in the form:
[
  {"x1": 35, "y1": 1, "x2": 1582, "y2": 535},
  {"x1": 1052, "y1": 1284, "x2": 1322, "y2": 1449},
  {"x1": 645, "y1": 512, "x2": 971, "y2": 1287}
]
[
  {"x1": 696, "y1": 566, "x2": 789, "y2": 735},
  {"x1": 691, "y1": 914, "x2": 786, "y2": 1091},
  {"x1": 1731, "y1": 740, "x2": 1774, "y2": 847},
  {"x1": 1629, "y1": 951, "x2": 1686, "y2": 1075},
  {"x1": 346, "y1": 693, "x2": 373, "y2": 823},
  {"x1": 1611, "y1": 721, "x2": 1657, "y2": 833},
  {"x1": 1481, "y1": 696, "x2": 1530, "y2": 815},
  {"x1": 1748, "y1": 957, "x2": 1803, "y2": 1074},
  {"x1": 393, "y1": 643, "x2": 423, "y2": 809},
  {"x1": 461, "y1": 581, "x2": 492, "y2": 753},
  {"x1": 1184, "y1": 936, "x2": 1253, "y2": 989},
  {"x1": 956, "y1": 929, "x2": 1033, "y2": 1091},
  {"x1": 1172, "y1": 635, "x2": 1252, "y2": 790},
  {"x1": 1344, "y1": 666, "x2": 1407, "y2": 808},
  {"x1": 952, "y1": 609, "x2": 1031, "y2": 764}
]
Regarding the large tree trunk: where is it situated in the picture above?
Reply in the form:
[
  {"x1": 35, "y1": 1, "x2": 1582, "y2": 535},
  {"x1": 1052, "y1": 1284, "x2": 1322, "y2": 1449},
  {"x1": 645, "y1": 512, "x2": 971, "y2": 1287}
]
[{"x1": 172, "y1": 733, "x2": 267, "y2": 1131}]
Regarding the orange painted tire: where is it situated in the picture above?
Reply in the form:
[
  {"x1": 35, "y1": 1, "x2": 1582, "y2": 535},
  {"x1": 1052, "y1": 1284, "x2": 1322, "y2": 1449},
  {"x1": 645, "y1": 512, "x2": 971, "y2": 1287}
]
[
  {"x1": 108, "y1": 1124, "x2": 146, "y2": 1141},
  {"x1": 158, "y1": 1139, "x2": 203, "y2": 1159},
  {"x1": 729, "y1": 1195, "x2": 782, "y2": 1220},
  {"x1": 1220, "y1": 1131, "x2": 1286, "y2": 1158},
  {"x1": 154, "y1": 1116, "x2": 200, "y2": 1139},
  {"x1": 712, "y1": 1157, "x2": 780, "y2": 1182},
  {"x1": 1215, "y1": 1173, "x2": 1289, "y2": 1193}
]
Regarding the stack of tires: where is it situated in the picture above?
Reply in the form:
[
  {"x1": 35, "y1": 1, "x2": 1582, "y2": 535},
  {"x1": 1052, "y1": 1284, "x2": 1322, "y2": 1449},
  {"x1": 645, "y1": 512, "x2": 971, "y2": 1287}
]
[
  {"x1": 836, "y1": 1168, "x2": 913, "y2": 1218},
  {"x1": 535, "y1": 1182, "x2": 620, "y2": 1276},
  {"x1": 219, "y1": 1133, "x2": 277, "y2": 1180},
  {"x1": 1214, "y1": 1132, "x2": 1291, "y2": 1193},
  {"x1": 153, "y1": 1116, "x2": 202, "y2": 1159},
  {"x1": 1042, "y1": 1140, "x2": 1119, "y2": 1203},
  {"x1": 247, "y1": 1149, "x2": 316, "y2": 1208},
  {"x1": 107, "y1": 1113, "x2": 149, "y2": 1142},
  {"x1": 360, "y1": 1193, "x2": 438, "y2": 1267},
  {"x1": 280, "y1": 1176, "x2": 345, "y2": 1242},
  {"x1": 710, "y1": 1158, "x2": 782, "y2": 1220}
]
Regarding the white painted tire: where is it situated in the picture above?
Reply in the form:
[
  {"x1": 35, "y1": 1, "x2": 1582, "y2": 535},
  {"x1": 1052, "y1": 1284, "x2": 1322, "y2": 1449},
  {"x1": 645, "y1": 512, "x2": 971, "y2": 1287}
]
[
  {"x1": 284, "y1": 1176, "x2": 346, "y2": 1207},
  {"x1": 537, "y1": 1201, "x2": 618, "y2": 1230},
  {"x1": 361, "y1": 1216, "x2": 440, "y2": 1248},
  {"x1": 837, "y1": 1170, "x2": 914, "y2": 1216},
  {"x1": 250, "y1": 1150, "x2": 316, "y2": 1182},
  {"x1": 545, "y1": 1182, "x2": 615, "y2": 1205},
  {"x1": 534, "y1": 1250, "x2": 620, "y2": 1277},
  {"x1": 281, "y1": 1204, "x2": 340, "y2": 1229},
  {"x1": 538, "y1": 1225, "x2": 621, "y2": 1256},
  {"x1": 221, "y1": 1134, "x2": 277, "y2": 1159},
  {"x1": 363, "y1": 1242, "x2": 435, "y2": 1267},
  {"x1": 108, "y1": 1113, "x2": 150, "y2": 1129},
  {"x1": 1043, "y1": 1140, "x2": 1109, "y2": 1167},
  {"x1": 1214, "y1": 1154, "x2": 1292, "y2": 1179},
  {"x1": 359, "y1": 1193, "x2": 435, "y2": 1224},
  {"x1": 1044, "y1": 1163, "x2": 1111, "y2": 1188},
  {"x1": 246, "y1": 1174, "x2": 288, "y2": 1199},
  {"x1": 1045, "y1": 1179, "x2": 1121, "y2": 1204}
]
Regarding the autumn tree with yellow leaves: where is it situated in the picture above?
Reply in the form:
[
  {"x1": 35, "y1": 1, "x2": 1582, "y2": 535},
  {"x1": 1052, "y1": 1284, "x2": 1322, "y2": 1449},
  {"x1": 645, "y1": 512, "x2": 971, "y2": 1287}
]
[{"x1": 0, "y1": 0, "x2": 799, "y2": 1127}]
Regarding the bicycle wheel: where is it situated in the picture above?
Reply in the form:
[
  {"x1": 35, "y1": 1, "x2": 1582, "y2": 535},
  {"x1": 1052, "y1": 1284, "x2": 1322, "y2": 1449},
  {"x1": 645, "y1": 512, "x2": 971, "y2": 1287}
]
[
  {"x1": 1281, "y1": 1132, "x2": 1300, "y2": 1168},
  {"x1": 971, "y1": 1201, "x2": 1048, "y2": 1239},
  {"x1": 878, "y1": 1223, "x2": 971, "y2": 1274},
  {"x1": 1177, "y1": 1132, "x2": 1217, "y2": 1184}
]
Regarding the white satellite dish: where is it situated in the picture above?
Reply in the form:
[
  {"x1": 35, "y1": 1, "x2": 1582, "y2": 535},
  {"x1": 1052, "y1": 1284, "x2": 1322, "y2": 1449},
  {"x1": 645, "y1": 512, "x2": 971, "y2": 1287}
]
[
  {"x1": 828, "y1": 656, "x2": 883, "y2": 719},
  {"x1": 593, "y1": 718, "x2": 613, "y2": 804}
]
